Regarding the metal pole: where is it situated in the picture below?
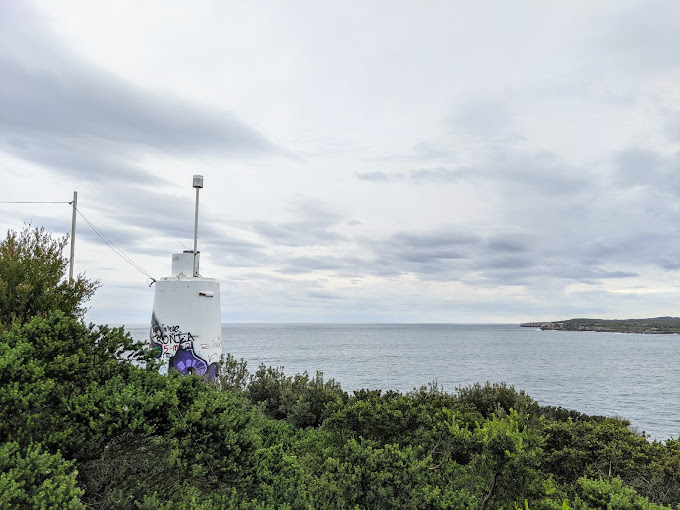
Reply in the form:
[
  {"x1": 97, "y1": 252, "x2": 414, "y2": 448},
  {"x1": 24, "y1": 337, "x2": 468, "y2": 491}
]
[
  {"x1": 193, "y1": 186, "x2": 200, "y2": 277},
  {"x1": 69, "y1": 191, "x2": 77, "y2": 281}
]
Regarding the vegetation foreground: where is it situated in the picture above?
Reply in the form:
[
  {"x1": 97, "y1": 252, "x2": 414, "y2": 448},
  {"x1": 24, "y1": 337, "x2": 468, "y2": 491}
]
[{"x1": 1, "y1": 226, "x2": 679, "y2": 509}]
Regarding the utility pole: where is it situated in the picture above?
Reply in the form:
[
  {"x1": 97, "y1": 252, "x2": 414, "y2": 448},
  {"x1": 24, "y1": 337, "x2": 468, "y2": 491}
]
[
  {"x1": 69, "y1": 191, "x2": 77, "y2": 281},
  {"x1": 192, "y1": 175, "x2": 203, "y2": 277}
]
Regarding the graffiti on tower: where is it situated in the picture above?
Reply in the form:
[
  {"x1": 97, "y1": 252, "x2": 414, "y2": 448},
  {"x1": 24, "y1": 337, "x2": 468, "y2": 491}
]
[{"x1": 150, "y1": 313, "x2": 217, "y2": 380}]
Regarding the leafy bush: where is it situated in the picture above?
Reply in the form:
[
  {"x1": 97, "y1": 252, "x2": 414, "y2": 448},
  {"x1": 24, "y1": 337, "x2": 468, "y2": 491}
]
[
  {"x1": 322, "y1": 389, "x2": 441, "y2": 446},
  {"x1": 572, "y1": 476, "x2": 674, "y2": 509},
  {"x1": 279, "y1": 371, "x2": 348, "y2": 429},
  {"x1": 246, "y1": 364, "x2": 348, "y2": 428},
  {"x1": 0, "y1": 311, "x2": 153, "y2": 453},
  {"x1": 247, "y1": 364, "x2": 290, "y2": 419},
  {"x1": 0, "y1": 442, "x2": 85, "y2": 509},
  {"x1": 543, "y1": 418, "x2": 680, "y2": 507},
  {"x1": 2, "y1": 223, "x2": 680, "y2": 508},
  {"x1": 0, "y1": 224, "x2": 99, "y2": 329},
  {"x1": 214, "y1": 352, "x2": 250, "y2": 392},
  {"x1": 456, "y1": 381, "x2": 540, "y2": 419}
]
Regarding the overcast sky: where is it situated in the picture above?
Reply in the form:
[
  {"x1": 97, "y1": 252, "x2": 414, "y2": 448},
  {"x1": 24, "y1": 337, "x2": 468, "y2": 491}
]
[{"x1": 1, "y1": 0, "x2": 678, "y2": 324}]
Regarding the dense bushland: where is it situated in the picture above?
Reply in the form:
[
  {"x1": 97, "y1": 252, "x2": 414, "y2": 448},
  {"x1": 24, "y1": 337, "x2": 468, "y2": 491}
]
[
  {"x1": 1, "y1": 226, "x2": 679, "y2": 509},
  {"x1": 0, "y1": 224, "x2": 98, "y2": 331}
]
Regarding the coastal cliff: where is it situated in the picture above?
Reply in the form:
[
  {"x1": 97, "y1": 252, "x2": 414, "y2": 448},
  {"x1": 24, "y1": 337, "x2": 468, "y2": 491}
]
[{"x1": 520, "y1": 317, "x2": 680, "y2": 334}]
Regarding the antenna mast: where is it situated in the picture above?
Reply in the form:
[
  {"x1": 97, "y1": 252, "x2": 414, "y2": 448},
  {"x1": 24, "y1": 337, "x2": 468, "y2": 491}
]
[{"x1": 192, "y1": 175, "x2": 203, "y2": 277}]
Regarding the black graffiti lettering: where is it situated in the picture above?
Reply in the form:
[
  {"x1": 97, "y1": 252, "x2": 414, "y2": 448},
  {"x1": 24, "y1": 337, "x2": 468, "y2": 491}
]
[{"x1": 150, "y1": 321, "x2": 196, "y2": 347}]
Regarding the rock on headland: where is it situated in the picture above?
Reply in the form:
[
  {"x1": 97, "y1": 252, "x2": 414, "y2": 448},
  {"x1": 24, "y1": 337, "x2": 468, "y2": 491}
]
[{"x1": 520, "y1": 317, "x2": 680, "y2": 334}]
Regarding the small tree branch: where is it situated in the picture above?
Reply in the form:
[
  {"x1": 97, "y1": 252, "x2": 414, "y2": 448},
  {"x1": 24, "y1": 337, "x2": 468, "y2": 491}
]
[{"x1": 479, "y1": 471, "x2": 498, "y2": 510}]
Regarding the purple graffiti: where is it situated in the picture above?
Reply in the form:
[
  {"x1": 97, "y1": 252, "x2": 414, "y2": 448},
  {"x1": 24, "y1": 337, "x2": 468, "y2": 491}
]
[
  {"x1": 168, "y1": 347, "x2": 217, "y2": 381},
  {"x1": 150, "y1": 313, "x2": 217, "y2": 381},
  {"x1": 169, "y1": 348, "x2": 208, "y2": 375}
]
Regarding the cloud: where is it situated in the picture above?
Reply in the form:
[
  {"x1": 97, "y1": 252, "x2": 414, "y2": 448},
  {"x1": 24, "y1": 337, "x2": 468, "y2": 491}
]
[
  {"x1": 450, "y1": 99, "x2": 515, "y2": 138},
  {"x1": 483, "y1": 149, "x2": 592, "y2": 194},
  {"x1": 592, "y1": 1, "x2": 680, "y2": 73},
  {"x1": 0, "y1": 1, "x2": 276, "y2": 187},
  {"x1": 662, "y1": 110, "x2": 680, "y2": 143},
  {"x1": 201, "y1": 184, "x2": 670, "y2": 297},
  {"x1": 355, "y1": 167, "x2": 474, "y2": 183},
  {"x1": 485, "y1": 237, "x2": 528, "y2": 253},
  {"x1": 390, "y1": 230, "x2": 479, "y2": 249},
  {"x1": 409, "y1": 167, "x2": 473, "y2": 183},
  {"x1": 355, "y1": 150, "x2": 589, "y2": 193},
  {"x1": 277, "y1": 255, "x2": 356, "y2": 275},
  {"x1": 2, "y1": 1, "x2": 678, "y2": 323},
  {"x1": 411, "y1": 141, "x2": 456, "y2": 160},
  {"x1": 0, "y1": 55, "x2": 274, "y2": 155},
  {"x1": 0, "y1": 134, "x2": 162, "y2": 184},
  {"x1": 477, "y1": 256, "x2": 534, "y2": 271},
  {"x1": 200, "y1": 140, "x2": 677, "y2": 305},
  {"x1": 355, "y1": 171, "x2": 405, "y2": 182},
  {"x1": 246, "y1": 200, "x2": 348, "y2": 248},
  {"x1": 613, "y1": 148, "x2": 679, "y2": 191},
  {"x1": 552, "y1": 266, "x2": 639, "y2": 281},
  {"x1": 306, "y1": 291, "x2": 342, "y2": 300}
]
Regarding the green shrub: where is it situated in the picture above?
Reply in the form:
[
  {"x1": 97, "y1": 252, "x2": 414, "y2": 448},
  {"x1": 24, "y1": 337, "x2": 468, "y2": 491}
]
[
  {"x1": 572, "y1": 476, "x2": 673, "y2": 509},
  {"x1": 0, "y1": 441, "x2": 85, "y2": 509},
  {"x1": 214, "y1": 353, "x2": 250, "y2": 392},
  {"x1": 456, "y1": 381, "x2": 540, "y2": 419},
  {"x1": 0, "y1": 224, "x2": 99, "y2": 329}
]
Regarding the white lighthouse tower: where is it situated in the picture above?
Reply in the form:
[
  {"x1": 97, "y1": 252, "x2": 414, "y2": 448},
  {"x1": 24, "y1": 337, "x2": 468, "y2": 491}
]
[{"x1": 150, "y1": 175, "x2": 221, "y2": 380}]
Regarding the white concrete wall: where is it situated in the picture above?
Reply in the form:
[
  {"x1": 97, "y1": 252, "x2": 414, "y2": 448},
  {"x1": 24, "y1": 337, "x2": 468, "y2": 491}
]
[{"x1": 150, "y1": 275, "x2": 221, "y2": 379}]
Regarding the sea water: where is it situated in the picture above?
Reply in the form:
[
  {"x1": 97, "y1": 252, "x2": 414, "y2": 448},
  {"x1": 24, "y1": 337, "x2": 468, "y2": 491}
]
[{"x1": 126, "y1": 323, "x2": 679, "y2": 441}]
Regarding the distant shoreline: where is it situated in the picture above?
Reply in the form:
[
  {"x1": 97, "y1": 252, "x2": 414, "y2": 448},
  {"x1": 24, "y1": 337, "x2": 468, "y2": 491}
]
[{"x1": 520, "y1": 317, "x2": 680, "y2": 334}]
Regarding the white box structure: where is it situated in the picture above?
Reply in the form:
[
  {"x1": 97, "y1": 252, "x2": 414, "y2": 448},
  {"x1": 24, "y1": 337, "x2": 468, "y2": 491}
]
[{"x1": 150, "y1": 256, "x2": 221, "y2": 379}]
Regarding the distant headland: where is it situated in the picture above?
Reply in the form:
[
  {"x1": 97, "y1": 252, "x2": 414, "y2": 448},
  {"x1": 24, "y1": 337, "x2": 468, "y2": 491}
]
[{"x1": 520, "y1": 317, "x2": 680, "y2": 334}]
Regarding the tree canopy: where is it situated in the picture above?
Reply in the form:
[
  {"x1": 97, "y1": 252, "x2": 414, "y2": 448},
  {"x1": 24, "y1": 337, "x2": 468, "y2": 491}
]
[{"x1": 0, "y1": 224, "x2": 99, "y2": 330}]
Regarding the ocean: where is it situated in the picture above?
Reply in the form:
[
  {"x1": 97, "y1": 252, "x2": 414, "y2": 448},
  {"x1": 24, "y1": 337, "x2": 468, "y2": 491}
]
[{"x1": 127, "y1": 323, "x2": 679, "y2": 441}]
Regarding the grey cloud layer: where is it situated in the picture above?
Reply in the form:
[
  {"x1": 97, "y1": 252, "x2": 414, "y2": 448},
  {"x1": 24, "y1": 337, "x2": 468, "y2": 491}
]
[
  {"x1": 0, "y1": 56, "x2": 273, "y2": 156},
  {"x1": 0, "y1": 3, "x2": 276, "y2": 187},
  {"x1": 2, "y1": 1, "x2": 677, "y2": 323},
  {"x1": 200, "y1": 198, "x2": 656, "y2": 292},
  {"x1": 290, "y1": 144, "x2": 678, "y2": 288},
  {"x1": 357, "y1": 149, "x2": 592, "y2": 192},
  {"x1": 0, "y1": 1, "x2": 280, "y2": 283}
]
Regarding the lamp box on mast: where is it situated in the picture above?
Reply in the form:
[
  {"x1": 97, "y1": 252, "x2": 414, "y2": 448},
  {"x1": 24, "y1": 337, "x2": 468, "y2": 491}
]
[{"x1": 149, "y1": 175, "x2": 221, "y2": 379}]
